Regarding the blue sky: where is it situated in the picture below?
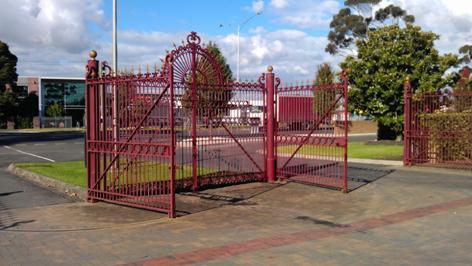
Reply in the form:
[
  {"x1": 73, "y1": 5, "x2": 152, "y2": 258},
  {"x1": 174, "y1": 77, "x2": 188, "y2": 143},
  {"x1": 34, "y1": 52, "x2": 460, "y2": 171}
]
[
  {"x1": 1, "y1": 0, "x2": 470, "y2": 81},
  {"x1": 104, "y1": 0, "x2": 333, "y2": 37}
]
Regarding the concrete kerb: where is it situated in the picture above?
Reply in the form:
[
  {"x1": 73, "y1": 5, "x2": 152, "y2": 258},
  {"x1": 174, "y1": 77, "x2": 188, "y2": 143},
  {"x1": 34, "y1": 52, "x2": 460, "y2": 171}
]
[{"x1": 7, "y1": 163, "x2": 86, "y2": 201}]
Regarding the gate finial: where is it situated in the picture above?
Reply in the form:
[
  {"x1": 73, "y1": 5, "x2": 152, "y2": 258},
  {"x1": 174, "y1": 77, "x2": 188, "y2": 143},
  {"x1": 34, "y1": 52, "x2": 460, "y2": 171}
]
[
  {"x1": 89, "y1": 50, "x2": 97, "y2": 60},
  {"x1": 267, "y1": 65, "x2": 273, "y2": 73}
]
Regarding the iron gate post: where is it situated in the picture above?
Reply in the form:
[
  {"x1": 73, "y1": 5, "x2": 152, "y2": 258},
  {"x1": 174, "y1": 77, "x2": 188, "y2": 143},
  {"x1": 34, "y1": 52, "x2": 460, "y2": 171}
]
[
  {"x1": 403, "y1": 77, "x2": 412, "y2": 166},
  {"x1": 342, "y1": 70, "x2": 349, "y2": 193},
  {"x1": 85, "y1": 50, "x2": 99, "y2": 202},
  {"x1": 266, "y1": 66, "x2": 276, "y2": 183},
  {"x1": 168, "y1": 55, "x2": 176, "y2": 218},
  {"x1": 191, "y1": 41, "x2": 198, "y2": 191}
]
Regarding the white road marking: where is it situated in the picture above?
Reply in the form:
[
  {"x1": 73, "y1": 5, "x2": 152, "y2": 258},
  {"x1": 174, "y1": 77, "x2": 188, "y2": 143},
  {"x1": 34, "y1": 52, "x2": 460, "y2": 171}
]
[{"x1": 3, "y1": 145, "x2": 56, "y2": 162}]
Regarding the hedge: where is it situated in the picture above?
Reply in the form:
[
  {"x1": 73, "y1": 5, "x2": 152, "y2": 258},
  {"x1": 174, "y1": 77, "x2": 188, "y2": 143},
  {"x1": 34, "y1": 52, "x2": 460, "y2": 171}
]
[{"x1": 418, "y1": 111, "x2": 472, "y2": 162}]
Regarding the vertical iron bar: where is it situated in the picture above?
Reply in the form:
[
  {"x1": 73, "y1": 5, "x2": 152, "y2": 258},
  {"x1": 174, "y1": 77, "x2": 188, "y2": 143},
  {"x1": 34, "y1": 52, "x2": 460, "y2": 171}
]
[
  {"x1": 403, "y1": 77, "x2": 412, "y2": 166},
  {"x1": 342, "y1": 71, "x2": 349, "y2": 193},
  {"x1": 191, "y1": 42, "x2": 198, "y2": 191},
  {"x1": 168, "y1": 57, "x2": 176, "y2": 218}
]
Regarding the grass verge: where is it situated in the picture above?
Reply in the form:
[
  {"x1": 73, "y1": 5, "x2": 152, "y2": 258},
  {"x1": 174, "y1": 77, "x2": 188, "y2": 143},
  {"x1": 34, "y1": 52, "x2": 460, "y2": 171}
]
[
  {"x1": 16, "y1": 161, "x2": 214, "y2": 188},
  {"x1": 278, "y1": 141, "x2": 403, "y2": 160}
]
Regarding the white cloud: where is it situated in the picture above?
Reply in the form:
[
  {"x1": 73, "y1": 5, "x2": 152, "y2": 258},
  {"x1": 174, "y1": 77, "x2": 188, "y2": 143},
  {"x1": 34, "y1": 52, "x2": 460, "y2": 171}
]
[
  {"x1": 384, "y1": 0, "x2": 472, "y2": 54},
  {"x1": 249, "y1": 26, "x2": 266, "y2": 34},
  {"x1": 270, "y1": 0, "x2": 288, "y2": 9},
  {"x1": 269, "y1": 0, "x2": 340, "y2": 29},
  {"x1": 2, "y1": 0, "x2": 470, "y2": 82},
  {"x1": 252, "y1": 0, "x2": 265, "y2": 14},
  {"x1": 0, "y1": 0, "x2": 107, "y2": 77}
]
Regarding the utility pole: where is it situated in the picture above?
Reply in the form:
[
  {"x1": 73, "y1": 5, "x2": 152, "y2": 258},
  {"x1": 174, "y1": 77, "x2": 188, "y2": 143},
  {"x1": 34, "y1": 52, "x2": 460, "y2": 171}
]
[
  {"x1": 112, "y1": 0, "x2": 118, "y2": 74},
  {"x1": 236, "y1": 12, "x2": 261, "y2": 82}
]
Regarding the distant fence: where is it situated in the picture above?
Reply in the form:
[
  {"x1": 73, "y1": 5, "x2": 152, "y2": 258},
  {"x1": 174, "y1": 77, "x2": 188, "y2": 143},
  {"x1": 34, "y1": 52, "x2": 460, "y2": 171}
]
[
  {"x1": 404, "y1": 81, "x2": 472, "y2": 170},
  {"x1": 40, "y1": 116, "x2": 73, "y2": 128}
]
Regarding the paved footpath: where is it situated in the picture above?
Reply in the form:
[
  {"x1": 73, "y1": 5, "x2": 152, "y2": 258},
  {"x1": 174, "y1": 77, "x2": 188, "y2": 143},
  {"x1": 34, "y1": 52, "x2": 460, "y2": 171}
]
[{"x1": 1, "y1": 164, "x2": 471, "y2": 265}]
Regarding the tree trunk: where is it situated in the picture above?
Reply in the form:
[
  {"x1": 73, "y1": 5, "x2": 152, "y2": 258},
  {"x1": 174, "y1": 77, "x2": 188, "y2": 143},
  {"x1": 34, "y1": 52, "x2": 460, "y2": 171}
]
[{"x1": 377, "y1": 121, "x2": 398, "y2": 140}]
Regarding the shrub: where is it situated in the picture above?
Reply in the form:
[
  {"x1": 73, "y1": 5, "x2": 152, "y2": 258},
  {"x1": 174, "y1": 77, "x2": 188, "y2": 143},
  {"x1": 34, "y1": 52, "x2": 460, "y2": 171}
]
[{"x1": 418, "y1": 110, "x2": 472, "y2": 162}]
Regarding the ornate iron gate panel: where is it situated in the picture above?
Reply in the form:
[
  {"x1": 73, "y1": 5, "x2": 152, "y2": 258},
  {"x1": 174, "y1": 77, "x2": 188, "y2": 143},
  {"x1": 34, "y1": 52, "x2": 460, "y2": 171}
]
[
  {"x1": 275, "y1": 74, "x2": 349, "y2": 191},
  {"x1": 404, "y1": 77, "x2": 472, "y2": 170},
  {"x1": 167, "y1": 32, "x2": 266, "y2": 191},
  {"x1": 86, "y1": 56, "x2": 176, "y2": 217}
]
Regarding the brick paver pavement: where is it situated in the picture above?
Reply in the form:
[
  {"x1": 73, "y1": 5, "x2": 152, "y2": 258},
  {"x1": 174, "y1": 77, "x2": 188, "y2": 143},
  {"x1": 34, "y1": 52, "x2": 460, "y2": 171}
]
[{"x1": 1, "y1": 166, "x2": 471, "y2": 265}]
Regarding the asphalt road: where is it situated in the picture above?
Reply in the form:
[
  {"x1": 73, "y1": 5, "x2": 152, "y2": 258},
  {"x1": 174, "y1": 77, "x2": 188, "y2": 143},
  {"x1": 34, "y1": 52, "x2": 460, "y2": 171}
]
[{"x1": 0, "y1": 132, "x2": 85, "y2": 211}]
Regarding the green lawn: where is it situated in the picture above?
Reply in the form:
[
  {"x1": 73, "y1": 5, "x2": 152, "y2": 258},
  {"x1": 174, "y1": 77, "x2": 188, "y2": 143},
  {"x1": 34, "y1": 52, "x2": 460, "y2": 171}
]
[
  {"x1": 278, "y1": 141, "x2": 403, "y2": 160},
  {"x1": 16, "y1": 161, "x2": 214, "y2": 188}
]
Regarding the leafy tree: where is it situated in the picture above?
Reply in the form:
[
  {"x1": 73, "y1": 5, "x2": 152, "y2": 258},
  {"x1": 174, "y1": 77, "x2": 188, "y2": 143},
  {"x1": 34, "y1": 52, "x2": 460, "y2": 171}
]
[
  {"x1": 342, "y1": 25, "x2": 458, "y2": 140},
  {"x1": 46, "y1": 102, "x2": 64, "y2": 118},
  {"x1": 0, "y1": 91, "x2": 16, "y2": 128},
  {"x1": 454, "y1": 67, "x2": 472, "y2": 112},
  {"x1": 0, "y1": 41, "x2": 18, "y2": 128},
  {"x1": 181, "y1": 41, "x2": 233, "y2": 122},
  {"x1": 326, "y1": 0, "x2": 415, "y2": 55},
  {"x1": 313, "y1": 63, "x2": 336, "y2": 122},
  {"x1": 458, "y1": 44, "x2": 472, "y2": 66},
  {"x1": 0, "y1": 41, "x2": 18, "y2": 91},
  {"x1": 15, "y1": 92, "x2": 39, "y2": 128}
]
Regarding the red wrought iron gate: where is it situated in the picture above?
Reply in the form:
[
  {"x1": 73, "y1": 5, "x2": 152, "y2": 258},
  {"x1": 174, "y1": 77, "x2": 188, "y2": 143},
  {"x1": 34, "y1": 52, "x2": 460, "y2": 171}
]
[
  {"x1": 274, "y1": 73, "x2": 349, "y2": 192},
  {"x1": 86, "y1": 53, "x2": 176, "y2": 217},
  {"x1": 85, "y1": 32, "x2": 349, "y2": 216}
]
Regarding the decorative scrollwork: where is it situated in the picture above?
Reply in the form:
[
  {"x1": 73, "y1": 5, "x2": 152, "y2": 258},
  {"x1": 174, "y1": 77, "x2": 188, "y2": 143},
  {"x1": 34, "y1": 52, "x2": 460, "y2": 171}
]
[
  {"x1": 86, "y1": 62, "x2": 98, "y2": 79},
  {"x1": 101, "y1": 61, "x2": 112, "y2": 77},
  {"x1": 275, "y1": 77, "x2": 281, "y2": 89},
  {"x1": 258, "y1": 73, "x2": 265, "y2": 86},
  {"x1": 187, "y1": 31, "x2": 201, "y2": 45}
]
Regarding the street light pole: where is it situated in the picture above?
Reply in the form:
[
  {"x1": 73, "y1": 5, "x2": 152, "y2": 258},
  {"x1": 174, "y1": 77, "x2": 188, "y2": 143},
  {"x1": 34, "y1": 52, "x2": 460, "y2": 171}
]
[
  {"x1": 112, "y1": 0, "x2": 118, "y2": 75},
  {"x1": 236, "y1": 12, "x2": 261, "y2": 82},
  {"x1": 112, "y1": 0, "x2": 120, "y2": 178},
  {"x1": 237, "y1": 24, "x2": 240, "y2": 82}
]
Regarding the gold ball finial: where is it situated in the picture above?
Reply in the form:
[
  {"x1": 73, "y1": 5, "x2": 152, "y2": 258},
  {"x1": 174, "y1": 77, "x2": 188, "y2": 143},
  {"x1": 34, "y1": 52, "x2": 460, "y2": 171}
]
[
  {"x1": 405, "y1": 76, "x2": 410, "y2": 82},
  {"x1": 267, "y1": 65, "x2": 273, "y2": 73},
  {"x1": 89, "y1": 50, "x2": 97, "y2": 60}
]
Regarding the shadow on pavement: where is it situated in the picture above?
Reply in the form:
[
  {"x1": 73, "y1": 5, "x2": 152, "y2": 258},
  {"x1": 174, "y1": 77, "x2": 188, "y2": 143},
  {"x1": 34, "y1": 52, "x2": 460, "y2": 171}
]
[
  {"x1": 176, "y1": 182, "x2": 283, "y2": 216},
  {"x1": 347, "y1": 164, "x2": 395, "y2": 191}
]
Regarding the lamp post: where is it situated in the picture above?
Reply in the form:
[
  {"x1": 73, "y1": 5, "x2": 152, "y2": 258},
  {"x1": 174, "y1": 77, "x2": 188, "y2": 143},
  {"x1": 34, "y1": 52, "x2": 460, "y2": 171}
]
[
  {"x1": 236, "y1": 12, "x2": 261, "y2": 82},
  {"x1": 112, "y1": 0, "x2": 118, "y2": 74}
]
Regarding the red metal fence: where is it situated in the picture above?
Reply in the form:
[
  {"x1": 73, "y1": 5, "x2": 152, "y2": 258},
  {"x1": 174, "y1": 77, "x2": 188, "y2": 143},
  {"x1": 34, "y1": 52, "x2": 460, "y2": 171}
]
[
  {"x1": 404, "y1": 79, "x2": 472, "y2": 170},
  {"x1": 276, "y1": 75, "x2": 349, "y2": 191},
  {"x1": 85, "y1": 56, "x2": 175, "y2": 216},
  {"x1": 85, "y1": 32, "x2": 349, "y2": 216}
]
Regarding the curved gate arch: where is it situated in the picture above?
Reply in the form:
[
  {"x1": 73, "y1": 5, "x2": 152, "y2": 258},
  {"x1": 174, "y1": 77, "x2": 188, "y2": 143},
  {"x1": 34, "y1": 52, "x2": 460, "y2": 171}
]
[
  {"x1": 165, "y1": 32, "x2": 266, "y2": 191},
  {"x1": 164, "y1": 31, "x2": 226, "y2": 85}
]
